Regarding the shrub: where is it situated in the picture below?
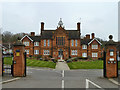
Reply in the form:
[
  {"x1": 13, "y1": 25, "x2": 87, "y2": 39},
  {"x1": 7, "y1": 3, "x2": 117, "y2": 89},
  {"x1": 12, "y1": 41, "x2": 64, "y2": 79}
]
[
  {"x1": 66, "y1": 59, "x2": 72, "y2": 63},
  {"x1": 69, "y1": 56, "x2": 71, "y2": 58},
  {"x1": 36, "y1": 55, "x2": 42, "y2": 60},
  {"x1": 48, "y1": 55, "x2": 52, "y2": 58}
]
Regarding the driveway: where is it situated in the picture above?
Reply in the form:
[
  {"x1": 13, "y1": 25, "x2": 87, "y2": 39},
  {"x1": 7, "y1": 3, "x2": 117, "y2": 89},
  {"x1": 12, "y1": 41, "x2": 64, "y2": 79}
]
[{"x1": 2, "y1": 68, "x2": 119, "y2": 89}]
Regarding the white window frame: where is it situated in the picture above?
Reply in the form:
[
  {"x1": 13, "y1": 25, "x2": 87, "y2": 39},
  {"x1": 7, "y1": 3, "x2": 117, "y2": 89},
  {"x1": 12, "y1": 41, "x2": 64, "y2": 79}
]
[
  {"x1": 82, "y1": 45, "x2": 87, "y2": 49},
  {"x1": 92, "y1": 45, "x2": 98, "y2": 49},
  {"x1": 110, "y1": 51, "x2": 114, "y2": 56},
  {"x1": 34, "y1": 50, "x2": 39, "y2": 55},
  {"x1": 82, "y1": 53, "x2": 87, "y2": 57},
  {"x1": 75, "y1": 40, "x2": 77, "y2": 46},
  {"x1": 71, "y1": 50, "x2": 77, "y2": 55},
  {"x1": 23, "y1": 41, "x2": 29, "y2": 46},
  {"x1": 25, "y1": 50, "x2": 29, "y2": 54},
  {"x1": 92, "y1": 53, "x2": 98, "y2": 57},
  {"x1": 43, "y1": 50, "x2": 50, "y2": 55},
  {"x1": 48, "y1": 40, "x2": 50, "y2": 46},
  {"x1": 44, "y1": 40, "x2": 46, "y2": 46},
  {"x1": 71, "y1": 40, "x2": 74, "y2": 46},
  {"x1": 34, "y1": 42, "x2": 39, "y2": 46}
]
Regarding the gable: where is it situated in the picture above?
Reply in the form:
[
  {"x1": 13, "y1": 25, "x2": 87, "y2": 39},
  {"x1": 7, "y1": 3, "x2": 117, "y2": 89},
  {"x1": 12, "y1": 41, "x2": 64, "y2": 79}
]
[
  {"x1": 88, "y1": 38, "x2": 102, "y2": 45},
  {"x1": 20, "y1": 35, "x2": 33, "y2": 42}
]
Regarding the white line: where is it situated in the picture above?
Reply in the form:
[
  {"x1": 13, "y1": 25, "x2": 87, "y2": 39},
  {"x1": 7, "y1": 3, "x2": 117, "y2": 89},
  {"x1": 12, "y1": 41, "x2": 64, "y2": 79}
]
[
  {"x1": 62, "y1": 70, "x2": 64, "y2": 78},
  {"x1": 1, "y1": 77, "x2": 21, "y2": 84},
  {"x1": 86, "y1": 79, "x2": 102, "y2": 89},
  {"x1": 62, "y1": 80, "x2": 64, "y2": 89},
  {"x1": 109, "y1": 78, "x2": 120, "y2": 85}
]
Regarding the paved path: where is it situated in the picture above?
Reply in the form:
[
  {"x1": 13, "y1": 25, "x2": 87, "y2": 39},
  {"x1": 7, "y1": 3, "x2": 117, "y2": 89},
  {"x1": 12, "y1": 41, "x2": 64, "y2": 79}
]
[{"x1": 55, "y1": 61, "x2": 70, "y2": 70}]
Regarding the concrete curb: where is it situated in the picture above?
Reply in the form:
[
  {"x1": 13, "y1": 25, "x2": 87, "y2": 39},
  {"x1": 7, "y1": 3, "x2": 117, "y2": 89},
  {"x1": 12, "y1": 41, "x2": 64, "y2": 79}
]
[
  {"x1": 109, "y1": 78, "x2": 120, "y2": 86},
  {"x1": 1, "y1": 77, "x2": 21, "y2": 84}
]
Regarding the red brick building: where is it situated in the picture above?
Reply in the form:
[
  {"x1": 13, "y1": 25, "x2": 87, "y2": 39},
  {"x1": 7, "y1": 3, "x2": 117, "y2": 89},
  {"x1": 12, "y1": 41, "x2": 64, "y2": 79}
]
[{"x1": 21, "y1": 19, "x2": 103, "y2": 60}]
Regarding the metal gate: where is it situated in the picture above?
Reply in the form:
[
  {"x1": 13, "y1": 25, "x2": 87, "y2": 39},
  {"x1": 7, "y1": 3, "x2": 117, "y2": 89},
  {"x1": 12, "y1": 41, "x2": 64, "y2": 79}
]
[
  {"x1": 2, "y1": 54, "x2": 13, "y2": 76},
  {"x1": 2, "y1": 52, "x2": 27, "y2": 77}
]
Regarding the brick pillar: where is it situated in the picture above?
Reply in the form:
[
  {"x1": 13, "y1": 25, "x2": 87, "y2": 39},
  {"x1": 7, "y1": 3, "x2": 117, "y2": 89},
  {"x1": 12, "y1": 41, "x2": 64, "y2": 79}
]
[
  {"x1": 13, "y1": 41, "x2": 25, "y2": 77},
  {"x1": 104, "y1": 35, "x2": 118, "y2": 78}
]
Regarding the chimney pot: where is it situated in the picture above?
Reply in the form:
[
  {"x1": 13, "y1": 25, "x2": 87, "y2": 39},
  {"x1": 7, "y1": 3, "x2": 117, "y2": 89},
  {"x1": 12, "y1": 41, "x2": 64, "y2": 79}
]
[
  {"x1": 86, "y1": 34, "x2": 90, "y2": 39},
  {"x1": 30, "y1": 32, "x2": 35, "y2": 36},
  {"x1": 41, "y1": 22, "x2": 44, "y2": 35},
  {"x1": 91, "y1": 33, "x2": 95, "y2": 39}
]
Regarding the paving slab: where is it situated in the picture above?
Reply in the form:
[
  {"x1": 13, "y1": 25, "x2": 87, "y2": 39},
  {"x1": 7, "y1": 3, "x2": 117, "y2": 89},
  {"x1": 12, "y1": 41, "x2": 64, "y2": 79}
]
[{"x1": 55, "y1": 61, "x2": 70, "y2": 70}]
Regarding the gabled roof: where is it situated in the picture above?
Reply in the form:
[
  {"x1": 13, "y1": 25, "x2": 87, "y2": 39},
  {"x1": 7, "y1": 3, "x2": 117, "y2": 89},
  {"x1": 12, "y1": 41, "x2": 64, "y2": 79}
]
[
  {"x1": 81, "y1": 38, "x2": 102, "y2": 45},
  {"x1": 88, "y1": 38, "x2": 102, "y2": 45},
  {"x1": 21, "y1": 35, "x2": 41, "y2": 42},
  {"x1": 29, "y1": 36, "x2": 41, "y2": 42},
  {"x1": 66, "y1": 30, "x2": 80, "y2": 39},
  {"x1": 41, "y1": 30, "x2": 80, "y2": 39},
  {"x1": 41, "y1": 30, "x2": 55, "y2": 39},
  {"x1": 20, "y1": 35, "x2": 33, "y2": 41},
  {"x1": 81, "y1": 39, "x2": 92, "y2": 45}
]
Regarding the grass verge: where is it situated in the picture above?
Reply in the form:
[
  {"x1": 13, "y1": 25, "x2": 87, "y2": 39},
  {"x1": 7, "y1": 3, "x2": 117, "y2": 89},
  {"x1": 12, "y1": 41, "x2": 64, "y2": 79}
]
[
  {"x1": 4, "y1": 57, "x2": 56, "y2": 69},
  {"x1": 67, "y1": 60, "x2": 103, "y2": 69}
]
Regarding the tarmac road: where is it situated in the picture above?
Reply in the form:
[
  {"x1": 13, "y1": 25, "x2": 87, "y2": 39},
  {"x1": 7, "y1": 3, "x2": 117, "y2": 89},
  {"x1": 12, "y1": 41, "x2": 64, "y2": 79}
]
[{"x1": 2, "y1": 68, "x2": 119, "y2": 89}]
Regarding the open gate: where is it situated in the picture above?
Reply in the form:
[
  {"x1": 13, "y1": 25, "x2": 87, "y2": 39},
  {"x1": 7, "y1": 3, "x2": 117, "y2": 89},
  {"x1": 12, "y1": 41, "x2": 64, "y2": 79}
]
[
  {"x1": 2, "y1": 55, "x2": 13, "y2": 76},
  {"x1": 2, "y1": 52, "x2": 26, "y2": 77}
]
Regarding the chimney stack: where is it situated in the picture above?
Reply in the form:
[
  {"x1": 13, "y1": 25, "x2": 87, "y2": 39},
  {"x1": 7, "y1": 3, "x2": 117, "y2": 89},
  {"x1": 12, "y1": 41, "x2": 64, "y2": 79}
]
[
  {"x1": 86, "y1": 34, "x2": 90, "y2": 39},
  {"x1": 77, "y1": 22, "x2": 80, "y2": 32},
  {"x1": 91, "y1": 33, "x2": 95, "y2": 39},
  {"x1": 30, "y1": 32, "x2": 35, "y2": 36},
  {"x1": 41, "y1": 22, "x2": 44, "y2": 35}
]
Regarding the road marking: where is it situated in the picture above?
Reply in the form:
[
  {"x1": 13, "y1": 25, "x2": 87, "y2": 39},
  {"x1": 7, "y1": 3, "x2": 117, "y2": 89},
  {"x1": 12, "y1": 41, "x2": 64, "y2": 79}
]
[
  {"x1": 109, "y1": 78, "x2": 120, "y2": 85},
  {"x1": 62, "y1": 70, "x2": 64, "y2": 78},
  {"x1": 62, "y1": 80, "x2": 64, "y2": 89},
  {"x1": 1, "y1": 77, "x2": 21, "y2": 84},
  {"x1": 86, "y1": 79, "x2": 103, "y2": 89}
]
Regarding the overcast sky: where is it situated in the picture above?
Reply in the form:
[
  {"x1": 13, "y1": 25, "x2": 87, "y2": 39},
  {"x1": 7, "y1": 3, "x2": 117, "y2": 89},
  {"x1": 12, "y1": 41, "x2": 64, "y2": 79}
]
[{"x1": 1, "y1": 1, "x2": 118, "y2": 41}]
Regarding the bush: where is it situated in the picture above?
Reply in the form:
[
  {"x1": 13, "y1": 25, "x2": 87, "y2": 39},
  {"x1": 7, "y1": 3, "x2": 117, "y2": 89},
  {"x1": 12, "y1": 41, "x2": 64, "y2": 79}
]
[
  {"x1": 69, "y1": 56, "x2": 71, "y2": 58},
  {"x1": 66, "y1": 59, "x2": 72, "y2": 63},
  {"x1": 48, "y1": 55, "x2": 52, "y2": 58},
  {"x1": 36, "y1": 55, "x2": 42, "y2": 60}
]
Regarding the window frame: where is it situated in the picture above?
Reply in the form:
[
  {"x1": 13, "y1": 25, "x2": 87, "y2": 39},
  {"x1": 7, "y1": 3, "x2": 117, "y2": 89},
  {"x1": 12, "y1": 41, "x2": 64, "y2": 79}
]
[
  {"x1": 34, "y1": 42, "x2": 39, "y2": 46},
  {"x1": 82, "y1": 45, "x2": 87, "y2": 49},
  {"x1": 34, "y1": 50, "x2": 39, "y2": 55},
  {"x1": 44, "y1": 40, "x2": 46, "y2": 46},
  {"x1": 92, "y1": 52, "x2": 98, "y2": 57},
  {"x1": 71, "y1": 40, "x2": 74, "y2": 46},
  {"x1": 82, "y1": 53, "x2": 87, "y2": 57},
  {"x1": 92, "y1": 44, "x2": 98, "y2": 49},
  {"x1": 23, "y1": 41, "x2": 29, "y2": 46},
  {"x1": 75, "y1": 40, "x2": 77, "y2": 46}
]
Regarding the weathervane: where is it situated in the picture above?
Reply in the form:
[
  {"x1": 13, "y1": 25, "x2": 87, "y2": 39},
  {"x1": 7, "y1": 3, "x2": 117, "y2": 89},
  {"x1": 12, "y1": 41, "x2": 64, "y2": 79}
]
[{"x1": 58, "y1": 18, "x2": 63, "y2": 27}]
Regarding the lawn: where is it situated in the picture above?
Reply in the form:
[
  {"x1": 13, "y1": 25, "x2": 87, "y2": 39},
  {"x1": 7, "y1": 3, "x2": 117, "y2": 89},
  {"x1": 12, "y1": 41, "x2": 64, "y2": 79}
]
[
  {"x1": 3, "y1": 57, "x2": 56, "y2": 69},
  {"x1": 67, "y1": 60, "x2": 103, "y2": 69},
  {"x1": 118, "y1": 61, "x2": 120, "y2": 69}
]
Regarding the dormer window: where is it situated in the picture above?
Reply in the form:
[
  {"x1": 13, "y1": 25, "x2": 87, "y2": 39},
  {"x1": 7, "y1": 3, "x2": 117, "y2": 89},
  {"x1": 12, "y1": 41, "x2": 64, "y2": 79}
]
[
  {"x1": 92, "y1": 45, "x2": 98, "y2": 49},
  {"x1": 34, "y1": 42, "x2": 39, "y2": 46},
  {"x1": 82, "y1": 45, "x2": 87, "y2": 49}
]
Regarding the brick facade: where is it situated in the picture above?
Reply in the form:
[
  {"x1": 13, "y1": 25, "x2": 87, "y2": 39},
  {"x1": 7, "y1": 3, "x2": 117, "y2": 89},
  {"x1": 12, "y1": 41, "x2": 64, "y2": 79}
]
[{"x1": 21, "y1": 20, "x2": 103, "y2": 60}]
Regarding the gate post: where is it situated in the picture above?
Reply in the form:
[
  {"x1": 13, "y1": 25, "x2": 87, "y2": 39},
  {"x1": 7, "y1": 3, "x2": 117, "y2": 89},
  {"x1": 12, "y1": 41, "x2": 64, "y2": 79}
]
[
  {"x1": 104, "y1": 35, "x2": 118, "y2": 78},
  {"x1": 13, "y1": 39, "x2": 25, "y2": 77}
]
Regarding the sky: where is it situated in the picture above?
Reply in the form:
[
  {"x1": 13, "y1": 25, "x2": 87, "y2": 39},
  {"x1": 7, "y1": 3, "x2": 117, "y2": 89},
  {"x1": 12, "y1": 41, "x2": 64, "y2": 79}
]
[{"x1": 0, "y1": 1, "x2": 118, "y2": 41}]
